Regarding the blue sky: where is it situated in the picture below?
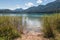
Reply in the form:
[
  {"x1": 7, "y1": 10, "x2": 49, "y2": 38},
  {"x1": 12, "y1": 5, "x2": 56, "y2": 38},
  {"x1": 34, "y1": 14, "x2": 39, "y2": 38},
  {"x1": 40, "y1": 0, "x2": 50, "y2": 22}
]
[{"x1": 0, "y1": 0, "x2": 55, "y2": 10}]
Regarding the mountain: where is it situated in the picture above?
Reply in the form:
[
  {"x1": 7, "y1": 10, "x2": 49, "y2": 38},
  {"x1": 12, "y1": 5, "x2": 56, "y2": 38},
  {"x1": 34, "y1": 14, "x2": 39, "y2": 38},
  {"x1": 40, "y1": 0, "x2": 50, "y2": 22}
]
[
  {"x1": 56, "y1": 0, "x2": 60, "y2": 2},
  {"x1": 41, "y1": 0, "x2": 60, "y2": 13},
  {"x1": 23, "y1": 5, "x2": 45, "y2": 13},
  {"x1": 13, "y1": 8, "x2": 23, "y2": 12},
  {"x1": 0, "y1": 9, "x2": 12, "y2": 13},
  {"x1": 23, "y1": 0, "x2": 60, "y2": 13},
  {"x1": 0, "y1": 8, "x2": 24, "y2": 13}
]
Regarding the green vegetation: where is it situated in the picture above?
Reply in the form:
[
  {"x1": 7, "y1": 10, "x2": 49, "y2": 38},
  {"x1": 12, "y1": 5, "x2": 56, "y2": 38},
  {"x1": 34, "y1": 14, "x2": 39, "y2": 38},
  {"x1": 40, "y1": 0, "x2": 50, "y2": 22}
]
[
  {"x1": 42, "y1": 13, "x2": 60, "y2": 40},
  {"x1": 0, "y1": 16, "x2": 22, "y2": 40}
]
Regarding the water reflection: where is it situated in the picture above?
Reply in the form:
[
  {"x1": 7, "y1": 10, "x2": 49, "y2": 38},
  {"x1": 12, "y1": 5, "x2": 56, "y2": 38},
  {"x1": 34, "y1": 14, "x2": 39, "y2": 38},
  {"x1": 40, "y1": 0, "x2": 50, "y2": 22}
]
[{"x1": 22, "y1": 14, "x2": 43, "y2": 32}]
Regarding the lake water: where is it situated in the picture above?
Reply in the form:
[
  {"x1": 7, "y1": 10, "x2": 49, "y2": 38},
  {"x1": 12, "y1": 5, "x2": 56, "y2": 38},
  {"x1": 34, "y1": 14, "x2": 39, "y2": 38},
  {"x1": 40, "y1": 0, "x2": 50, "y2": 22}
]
[
  {"x1": 0, "y1": 13, "x2": 46, "y2": 32},
  {"x1": 0, "y1": 13, "x2": 45, "y2": 16}
]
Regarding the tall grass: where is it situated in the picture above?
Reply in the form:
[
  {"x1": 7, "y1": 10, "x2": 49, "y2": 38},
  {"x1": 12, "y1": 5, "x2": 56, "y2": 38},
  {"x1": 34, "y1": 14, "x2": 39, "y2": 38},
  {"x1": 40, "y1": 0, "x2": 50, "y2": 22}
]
[
  {"x1": 42, "y1": 13, "x2": 60, "y2": 40},
  {"x1": 0, "y1": 16, "x2": 22, "y2": 40}
]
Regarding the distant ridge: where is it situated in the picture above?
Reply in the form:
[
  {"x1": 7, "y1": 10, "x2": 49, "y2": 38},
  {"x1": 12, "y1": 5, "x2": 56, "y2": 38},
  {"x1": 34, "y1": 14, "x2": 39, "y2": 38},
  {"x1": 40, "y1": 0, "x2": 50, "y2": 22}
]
[{"x1": 23, "y1": 0, "x2": 60, "y2": 13}]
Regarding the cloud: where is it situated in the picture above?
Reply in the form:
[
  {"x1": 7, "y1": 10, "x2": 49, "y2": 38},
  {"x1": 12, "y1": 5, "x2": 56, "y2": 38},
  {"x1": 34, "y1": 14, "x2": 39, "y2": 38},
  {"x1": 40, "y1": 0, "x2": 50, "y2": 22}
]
[
  {"x1": 25, "y1": 2, "x2": 34, "y2": 7},
  {"x1": 8, "y1": 4, "x2": 21, "y2": 10},
  {"x1": 16, "y1": 4, "x2": 21, "y2": 8},
  {"x1": 8, "y1": 8, "x2": 15, "y2": 10},
  {"x1": 37, "y1": 0, "x2": 43, "y2": 4}
]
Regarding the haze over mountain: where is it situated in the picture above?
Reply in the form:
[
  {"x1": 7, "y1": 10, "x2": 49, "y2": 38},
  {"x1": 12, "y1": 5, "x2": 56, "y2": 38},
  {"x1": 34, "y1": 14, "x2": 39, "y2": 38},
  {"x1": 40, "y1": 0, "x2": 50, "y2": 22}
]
[
  {"x1": 0, "y1": 8, "x2": 24, "y2": 13},
  {"x1": 13, "y1": 8, "x2": 23, "y2": 12},
  {"x1": 0, "y1": 0, "x2": 60, "y2": 13}
]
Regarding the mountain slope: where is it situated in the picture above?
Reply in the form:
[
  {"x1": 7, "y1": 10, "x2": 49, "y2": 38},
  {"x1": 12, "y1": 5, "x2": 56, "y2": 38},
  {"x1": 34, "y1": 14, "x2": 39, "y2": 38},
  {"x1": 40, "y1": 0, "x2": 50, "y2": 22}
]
[
  {"x1": 23, "y1": 5, "x2": 45, "y2": 13},
  {"x1": 23, "y1": 0, "x2": 60, "y2": 13},
  {"x1": 0, "y1": 8, "x2": 24, "y2": 13},
  {"x1": 0, "y1": 9, "x2": 12, "y2": 13},
  {"x1": 41, "y1": 1, "x2": 60, "y2": 12},
  {"x1": 14, "y1": 8, "x2": 23, "y2": 12}
]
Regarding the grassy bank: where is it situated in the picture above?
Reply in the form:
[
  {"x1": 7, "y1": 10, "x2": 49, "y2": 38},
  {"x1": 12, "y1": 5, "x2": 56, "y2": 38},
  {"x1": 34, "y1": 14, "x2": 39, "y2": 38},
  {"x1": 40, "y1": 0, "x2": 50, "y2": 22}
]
[
  {"x1": 0, "y1": 16, "x2": 22, "y2": 40},
  {"x1": 42, "y1": 13, "x2": 60, "y2": 40}
]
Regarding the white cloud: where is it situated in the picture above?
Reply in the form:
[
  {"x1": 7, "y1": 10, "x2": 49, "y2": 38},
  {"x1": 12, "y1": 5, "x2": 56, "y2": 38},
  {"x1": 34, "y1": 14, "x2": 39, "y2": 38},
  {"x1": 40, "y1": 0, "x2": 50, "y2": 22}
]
[
  {"x1": 25, "y1": 2, "x2": 34, "y2": 7},
  {"x1": 37, "y1": 0, "x2": 43, "y2": 4},
  {"x1": 16, "y1": 4, "x2": 21, "y2": 8},
  {"x1": 8, "y1": 8, "x2": 16, "y2": 10}
]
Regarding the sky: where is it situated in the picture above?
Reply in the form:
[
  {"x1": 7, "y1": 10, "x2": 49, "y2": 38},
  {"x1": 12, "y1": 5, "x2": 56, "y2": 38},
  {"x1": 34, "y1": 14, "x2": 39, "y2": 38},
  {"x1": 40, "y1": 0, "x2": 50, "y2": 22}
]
[{"x1": 0, "y1": 0, "x2": 55, "y2": 10}]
